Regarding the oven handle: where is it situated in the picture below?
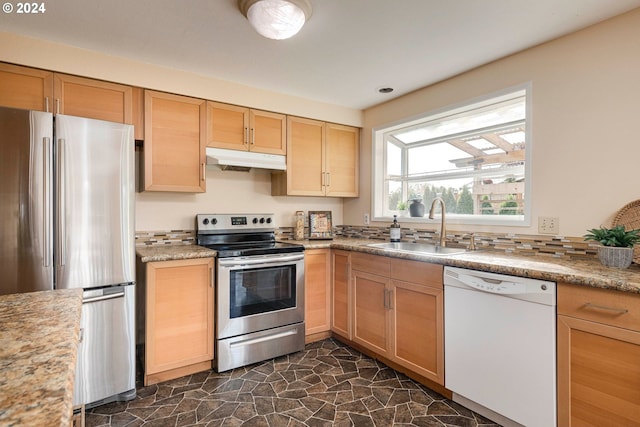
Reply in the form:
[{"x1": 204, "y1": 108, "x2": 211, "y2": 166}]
[{"x1": 218, "y1": 253, "x2": 304, "y2": 268}]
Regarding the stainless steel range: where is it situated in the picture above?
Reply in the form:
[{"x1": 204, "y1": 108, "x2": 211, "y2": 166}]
[{"x1": 196, "y1": 213, "x2": 305, "y2": 372}]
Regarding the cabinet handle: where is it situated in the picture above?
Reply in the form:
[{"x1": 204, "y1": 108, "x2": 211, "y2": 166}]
[
  {"x1": 201, "y1": 163, "x2": 206, "y2": 181},
  {"x1": 326, "y1": 172, "x2": 331, "y2": 187},
  {"x1": 244, "y1": 127, "x2": 249, "y2": 145},
  {"x1": 56, "y1": 98, "x2": 60, "y2": 115},
  {"x1": 583, "y1": 302, "x2": 629, "y2": 315},
  {"x1": 251, "y1": 128, "x2": 255, "y2": 145},
  {"x1": 387, "y1": 289, "x2": 393, "y2": 309},
  {"x1": 45, "y1": 97, "x2": 50, "y2": 112}
]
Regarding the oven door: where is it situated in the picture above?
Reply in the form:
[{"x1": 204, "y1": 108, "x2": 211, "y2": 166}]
[{"x1": 217, "y1": 252, "x2": 304, "y2": 339}]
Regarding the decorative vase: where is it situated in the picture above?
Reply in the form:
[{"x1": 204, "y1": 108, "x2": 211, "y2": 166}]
[
  {"x1": 409, "y1": 199, "x2": 425, "y2": 217},
  {"x1": 597, "y1": 246, "x2": 634, "y2": 269}
]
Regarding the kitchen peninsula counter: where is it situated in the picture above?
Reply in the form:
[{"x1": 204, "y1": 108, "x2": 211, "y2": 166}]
[{"x1": 0, "y1": 288, "x2": 83, "y2": 427}]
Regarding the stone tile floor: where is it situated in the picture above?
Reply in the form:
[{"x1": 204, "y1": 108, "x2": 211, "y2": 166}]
[{"x1": 86, "y1": 339, "x2": 500, "y2": 426}]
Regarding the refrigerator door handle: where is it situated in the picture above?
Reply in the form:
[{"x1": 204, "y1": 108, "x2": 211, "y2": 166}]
[
  {"x1": 43, "y1": 137, "x2": 52, "y2": 267},
  {"x1": 83, "y1": 291, "x2": 125, "y2": 304},
  {"x1": 56, "y1": 138, "x2": 66, "y2": 266}
]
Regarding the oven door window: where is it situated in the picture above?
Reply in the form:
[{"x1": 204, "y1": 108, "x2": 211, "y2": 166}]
[{"x1": 229, "y1": 264, "x2": 296, "y2": 318}]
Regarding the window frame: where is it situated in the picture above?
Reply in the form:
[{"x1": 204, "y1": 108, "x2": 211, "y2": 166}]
[{"x1": 371, "y1": 83, "x2": 532, "y2": 227}]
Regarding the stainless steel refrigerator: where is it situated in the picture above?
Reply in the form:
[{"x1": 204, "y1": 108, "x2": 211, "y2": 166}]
[{"x1": 0, "y1": 106, "x2": 136, "y2": 407}]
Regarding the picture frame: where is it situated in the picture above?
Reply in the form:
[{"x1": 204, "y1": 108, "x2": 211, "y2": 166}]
[{"x1": 308, "y1": 211, "x2": 333, "y2": 240}]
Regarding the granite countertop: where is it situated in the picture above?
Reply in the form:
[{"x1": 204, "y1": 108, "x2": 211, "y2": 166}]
[
  {"x1": 135, "y1": 237, "x2": 640, "y2": 294},
  {"x1": 136, "y1": 244, "x2": 216, "y2": 262},
  {"x1": 0, "y1": 288, "x2": 83, "y2": 427}
]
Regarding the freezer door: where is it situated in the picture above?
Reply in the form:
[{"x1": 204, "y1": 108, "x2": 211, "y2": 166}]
[
  {"x1": 55, "y1": 115, "x2": 135, "y2": 289},
  {"x1": 73, "y1": 284, "x2": 136, "y2": 406},
  {"x1": 0, "y1": 107, "x2": 54, "y2": 295}
]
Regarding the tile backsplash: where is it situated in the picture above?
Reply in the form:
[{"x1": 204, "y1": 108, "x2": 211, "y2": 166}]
[{"x1": 136, "y1": 225, "x2": 598, "y2": 261}]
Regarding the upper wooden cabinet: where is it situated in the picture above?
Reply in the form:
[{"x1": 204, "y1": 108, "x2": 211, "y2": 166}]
[
  {"x1": 557, "y1": 282, "x2": 640, "y2": 427},
  {"x1": 54, "y1": 73, "x2": 133, "y2": 124},
  {"x1": 0, "y1": 63, "x2": 143, "y2": 139},
  {"x1": 0, "y1": 62, "x2": 53, "y2": 111},
  {"x1": 271, "y1": 116, "x2": 359, "y2": 197},
  {"x1": 207, "y1": 101, "x2": 286, "y2": 155},
  {"x1": 325, "y1": 123, "x2": 360, "y2": 197},
  {"x1": 143, "y1": 90, "x2": 207, "y2": 193}
]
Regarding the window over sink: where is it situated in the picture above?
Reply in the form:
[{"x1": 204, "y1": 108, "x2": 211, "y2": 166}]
[{"x1": 372, "y1": 83, "x2": 531, "y2": 226}]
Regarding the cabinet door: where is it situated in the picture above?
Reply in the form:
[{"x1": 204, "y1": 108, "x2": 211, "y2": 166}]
[
  {"x1": 390, "y1": 279, "x2": 444, "y2": 385},
  {"x1": 146, "y1": 258, "x2": 214, "y2": 377},
  {"x1": 352, "y1": 270, "x2": 390, "y2": 357},
  {"x1": 143, "y1": 90, "x2": 206, "y2": 192},
  {"x1": 325, "y1": 123, "x2": 359, "y2": 197},
  {"x1": 304, "y1": 249, "x2": 331, "y2": 336},
  {"x1": 0, "y1": 62, "x2": 53, "y2": 111},
  {"x1": 250, "y1": 109, "x2": 286, "y2": 154},
  {"x1": 332, "y1": 250, "x2": 351, "y2": 338},
  {"x1": 207, "y1": 101, "x2": 249, "y2": 151},
  {"x1": 282, "y1": 116, "x2": 325, "y2": 196},
  {"x1": 53, "y1": 73, "x2": 133, "y2": 124},
  {"x1": 557, "y1": 315, "x2": 640, "y2": 427}
]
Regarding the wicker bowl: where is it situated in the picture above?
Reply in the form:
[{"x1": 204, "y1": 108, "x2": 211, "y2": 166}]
[{"x1": 612, "y1": 199, "x2": 640, "y2": 264}]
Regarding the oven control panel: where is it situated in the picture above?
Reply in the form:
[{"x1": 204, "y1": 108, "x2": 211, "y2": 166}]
[{"x1": 197, "y1": 213, "x2": 274, "y2": 232}]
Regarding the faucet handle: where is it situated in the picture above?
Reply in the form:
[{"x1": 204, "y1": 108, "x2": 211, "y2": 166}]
[{"x1": 466, "y1": 233, "x2": 477, "y2": 251}]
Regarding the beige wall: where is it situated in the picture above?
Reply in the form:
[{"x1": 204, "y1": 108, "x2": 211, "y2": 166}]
[
  {"x1": 136, "y1": 166, "x2": 343, "y2": 231},
  {"x1": 346, "y1": 8, "x2": 640, "y2": 237},
  {"x1": 0, "y1": 31, "x2": 355, "y2": 231}
]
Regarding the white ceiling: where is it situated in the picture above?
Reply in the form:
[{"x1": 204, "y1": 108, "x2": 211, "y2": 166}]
[{"x1": 1, "y1": 0, "x2": 639, "y2": 110}]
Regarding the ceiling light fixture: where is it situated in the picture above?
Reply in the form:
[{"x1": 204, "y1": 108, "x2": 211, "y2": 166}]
[{"x1": 238, "y1": 0, "x2": 312, "y2": 40}]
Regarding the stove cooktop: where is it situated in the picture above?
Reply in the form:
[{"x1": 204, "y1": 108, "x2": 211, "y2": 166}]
[{"x1": 199, "y1": 240, "x2": 304, "y2": 258}]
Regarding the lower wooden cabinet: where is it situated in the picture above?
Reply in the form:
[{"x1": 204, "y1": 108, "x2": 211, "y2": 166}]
[
  {"x1": 350, "y1": 252, "x2": 445, "y2": 385},
  {"x1": 557, "y1": 282, "x2": 640, "y2": 427},
  {"x1": 331, "y1": 250, "x2": 351, "y2": 338},
  {"x1": 304, "y1": 249, "x2": 331, "y2": 337},
  {"x1": 390, "y1": 259, "x2": 444, "y2": 384},
  {"x1": 143, "y1": 258, "x2": 214, "y2": 385}
]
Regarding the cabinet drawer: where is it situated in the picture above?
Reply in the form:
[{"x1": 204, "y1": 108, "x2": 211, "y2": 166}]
[
  {"x1": 351, "y1": 252, "x2": 390, "y2": 277},
  {"x1": 558, "y1": 282, "x2": 640, "y2": 331},
  {"x1": 390, "y1": 258, "x2": 443, "y2": 289}
]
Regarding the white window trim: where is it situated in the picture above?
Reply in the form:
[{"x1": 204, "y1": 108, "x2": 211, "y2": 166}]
[{"x1": 371, "y1": 82, "x2": 532, "y2": 227}]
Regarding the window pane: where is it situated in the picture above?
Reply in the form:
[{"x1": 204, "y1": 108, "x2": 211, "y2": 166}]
[
  {"x1": 386, "y1": 141, "x2": 402, "y2": 176},
  {"x1": 373, "y1": 85, "x2": 530, "y2": 225}
]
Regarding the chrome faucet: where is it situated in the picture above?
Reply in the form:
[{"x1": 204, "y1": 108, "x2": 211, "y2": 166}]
[{"x1": 428, "y1": 197, "x2": 447, "y2": 247}]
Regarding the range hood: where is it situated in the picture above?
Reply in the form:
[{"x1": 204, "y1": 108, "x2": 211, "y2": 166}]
[{"x1": 206, "y1": 147, "x2": 286, "y2": 171}]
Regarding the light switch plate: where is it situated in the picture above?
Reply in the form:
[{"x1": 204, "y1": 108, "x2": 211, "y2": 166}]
[
  {"x1": 538, "y1": 216, "x2": 559, "y2": 234},
  {"x1": 364, "y1": 213, "x2": 370, "y2": 225}
]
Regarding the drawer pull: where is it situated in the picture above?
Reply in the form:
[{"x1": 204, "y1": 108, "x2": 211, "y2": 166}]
[{"x1": 583, "y1": 302, "x2": 629, "y2": 315}]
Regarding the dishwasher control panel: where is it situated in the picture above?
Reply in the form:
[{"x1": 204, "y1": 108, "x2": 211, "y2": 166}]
[{"x1": 444, "y1": 266, "x2": 556, "y2": 305}]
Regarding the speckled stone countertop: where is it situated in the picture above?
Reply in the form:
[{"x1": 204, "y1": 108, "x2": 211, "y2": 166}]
[
  {"x1": 135, "y1": 238, "x2": 640, "y2": 294},
  {"x1": 0, "y1": 288, "x2": 83, "y2": 426},
  {"x1": 136, "y1": 244, "x2": 216, "y2": 262}
]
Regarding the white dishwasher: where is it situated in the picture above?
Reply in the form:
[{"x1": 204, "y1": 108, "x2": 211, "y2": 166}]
[{"x1": 444, "y1": 266, "x2": 556, "y2": 427}]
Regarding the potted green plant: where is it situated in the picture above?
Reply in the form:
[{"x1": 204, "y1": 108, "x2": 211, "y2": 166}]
[
  {"x1": 584, "y1": 225, "x2": 640, "y2": 268},
  {"x1": 396, "y1": 201, "x2": 408, "y2": 216}
]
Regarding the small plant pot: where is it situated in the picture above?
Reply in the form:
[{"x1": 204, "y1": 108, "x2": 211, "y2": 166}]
[{"x1": 597, "y1": 246, "x2": 634, "y2": 269}]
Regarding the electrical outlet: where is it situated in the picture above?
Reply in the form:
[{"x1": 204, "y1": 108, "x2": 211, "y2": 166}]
[
  {"x1": 364, "y1": 213, "x2": 370, "y2": 225},
  {"x1": 538, "y1": 216, "x2": 559, "y2": 234}
]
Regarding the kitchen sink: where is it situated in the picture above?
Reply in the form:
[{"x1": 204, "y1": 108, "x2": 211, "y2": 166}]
[{"x1": 366, "y1": 242, "x2": 468, "y2": 256}]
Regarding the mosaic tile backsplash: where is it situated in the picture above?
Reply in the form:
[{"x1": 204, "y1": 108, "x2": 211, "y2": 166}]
[{"x1": 137, "y1": 226, "x2": 598, "y2": 261}]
